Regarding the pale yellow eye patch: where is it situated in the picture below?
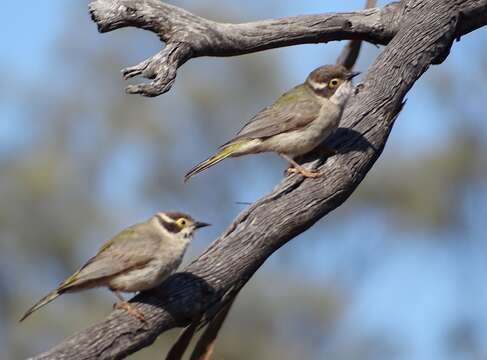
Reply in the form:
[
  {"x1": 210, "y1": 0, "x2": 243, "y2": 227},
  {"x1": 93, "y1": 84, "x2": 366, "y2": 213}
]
[
  {"x1": 328, "y1": 78, "x2": 341, "y2": 88},
  {"x1": 175, "y1": 218, "x2": 189, "y2": 228}
]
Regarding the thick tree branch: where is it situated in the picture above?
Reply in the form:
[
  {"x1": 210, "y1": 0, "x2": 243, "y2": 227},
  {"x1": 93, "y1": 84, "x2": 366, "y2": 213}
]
[
  {"x1": 33, "y1": 0, "x2": 487, "y2": 359},
  {"x1": 175, "y1": 2, "x2": 382, "y2": 356},
  {"x1": 88, "y1": 0, "x2": 486, "y2": 97}
]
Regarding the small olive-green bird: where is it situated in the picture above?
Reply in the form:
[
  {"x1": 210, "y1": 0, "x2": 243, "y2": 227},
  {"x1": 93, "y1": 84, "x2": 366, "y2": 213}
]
[
  {"x1": 184, "y1": 64, "x2": 359, "y2": 181},
  {"x1": 20, "y1": 211, "x2": 209, "y2": 322}
]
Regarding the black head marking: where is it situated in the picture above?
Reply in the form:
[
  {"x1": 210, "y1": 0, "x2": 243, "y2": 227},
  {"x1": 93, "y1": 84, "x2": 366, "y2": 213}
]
[
  {"x1": 155, "y1": 211, "x2": 196, "y2": 234},
  {"x1": 155, "y1": 213, "x2": 181, "y2": 233},
  {"x1": 164, "y1": 211, "x2": 194, "y2": 222}
]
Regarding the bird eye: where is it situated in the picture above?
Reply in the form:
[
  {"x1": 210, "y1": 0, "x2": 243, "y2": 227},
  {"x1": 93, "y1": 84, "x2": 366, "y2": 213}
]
[
  {"x1": 329, "y1": 79, "x2": 340, "y2": 88},
  {"x1": 176, "y1": 218, "x2": 187, "y2": 228}
]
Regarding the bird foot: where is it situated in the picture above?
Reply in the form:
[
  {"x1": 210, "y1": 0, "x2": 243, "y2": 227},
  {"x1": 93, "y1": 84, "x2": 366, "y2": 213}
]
[
  {"x1": 286, "y1": 166, "x2": 323, "y2": 178},
  {"x1": 113, "y1": 301, "x2": 146, "y2": 323}
]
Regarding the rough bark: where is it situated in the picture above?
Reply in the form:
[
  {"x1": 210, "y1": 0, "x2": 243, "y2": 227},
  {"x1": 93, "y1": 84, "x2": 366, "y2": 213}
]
[
  {"x1": 33, "y1": 0, "x2": 487, "y2": 359},
  {"x1": 88, "y1": 0, "x2": 486, "y2": 96}
]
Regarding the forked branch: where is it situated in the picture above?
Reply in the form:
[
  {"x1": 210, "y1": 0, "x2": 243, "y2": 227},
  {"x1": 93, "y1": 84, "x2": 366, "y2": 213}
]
[{"x1": 88, "y1": 0, "x2": 486, "y2": 97}]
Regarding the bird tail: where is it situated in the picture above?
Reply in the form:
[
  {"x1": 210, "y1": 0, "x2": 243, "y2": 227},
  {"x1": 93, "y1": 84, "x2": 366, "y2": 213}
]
[
  {"x1": 19, "y1": 289, "x2": 61, "y2": 322},
  {"x1": 184, "y1": 142, "x2": 245, "y2": 182}
]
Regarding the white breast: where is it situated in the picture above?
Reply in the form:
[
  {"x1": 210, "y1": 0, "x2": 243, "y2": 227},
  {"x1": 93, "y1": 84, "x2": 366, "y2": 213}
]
[
  {"x1": 108, "y1": 257, "x2": 181, "y2": 292},
  {"x1": 263, "y1": 101, "x2": 341, "y2": 156},
  {"x1": 109, "y1": 234, "x2": 191, "y2": 293},
  {"x1": 330, "y1": 80, "x2": 353, "y2": 107}
]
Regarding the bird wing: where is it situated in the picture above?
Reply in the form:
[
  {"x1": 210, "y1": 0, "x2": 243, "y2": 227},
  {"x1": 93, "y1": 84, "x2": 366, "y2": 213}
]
[
  {"x1": 59, "y1": 224, "x2": 160, "y2": 291},
  {"x1": 183, "y1": 84, "x2": 321, "y2": 182},
  {"x1": 225, "y1": 84, "x2": 320, "y2": 144}
]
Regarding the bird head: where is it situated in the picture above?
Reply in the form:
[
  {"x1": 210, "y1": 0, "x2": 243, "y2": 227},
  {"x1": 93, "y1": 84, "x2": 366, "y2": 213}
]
[
  {"x1": 306, "y1": 64, "x2": 360, "y2": 106},
  {"x1": 152, "y1": 211, "x2": 210, "y2": 240}
]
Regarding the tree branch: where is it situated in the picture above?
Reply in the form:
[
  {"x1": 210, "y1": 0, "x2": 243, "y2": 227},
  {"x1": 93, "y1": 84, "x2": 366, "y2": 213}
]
[
  {"x1": 33, "y1": 0, "x2": 487, "y2": 359},
  {"x1": 336, "y1": 0, "x2": 378, "y2": 69},
  {"x1": 188, "y1": 297, "x2": 235, "y2": 360},
  {"x1": 88, "y1": 0, "x2": 486, "y2": 97},
  {"x1": 89, "y1": 0, "x2": 399, "y2": 97}
]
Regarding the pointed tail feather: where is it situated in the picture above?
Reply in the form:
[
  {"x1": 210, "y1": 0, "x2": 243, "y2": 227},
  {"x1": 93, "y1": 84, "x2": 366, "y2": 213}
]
[
  {"x1": 20, "y1": 289, "x2": 61, "y2": 322},
  {"x1": 184, "y1": 142, "x2": 244, "y2": 182}
]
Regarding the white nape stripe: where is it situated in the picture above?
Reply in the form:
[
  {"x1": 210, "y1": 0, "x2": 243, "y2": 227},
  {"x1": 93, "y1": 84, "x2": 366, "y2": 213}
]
[
  {"x1": 154, "y1": 212, "x2": 176, "y2": 237},
  {"x1": 153, "y1": 212, "x2": 194, "y2": 242},
  {"x1": 308, "y1": 80, "x2": 328, "y2": 91},
  {"x1": 156, "y1": 212, "x2": 174, "y2": 224}
]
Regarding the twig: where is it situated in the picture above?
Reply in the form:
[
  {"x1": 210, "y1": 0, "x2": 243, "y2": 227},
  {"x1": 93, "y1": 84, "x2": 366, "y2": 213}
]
[
  {"x1": 165, "y1": 321, "x2": 199, "y2": 360},
  {"x1": 189, "y1": 297, "x2": 235, "y2": 360}
]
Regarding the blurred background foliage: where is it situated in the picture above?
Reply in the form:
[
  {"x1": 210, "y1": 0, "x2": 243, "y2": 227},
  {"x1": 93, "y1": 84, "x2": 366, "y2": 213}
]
[{"x1": 1, "y1": 1, "x2": 487, "y2": 359}]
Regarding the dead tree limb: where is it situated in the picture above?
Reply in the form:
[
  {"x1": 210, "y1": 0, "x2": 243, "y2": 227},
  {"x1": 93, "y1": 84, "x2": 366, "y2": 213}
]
[
  {"x1": 33, "y1": 0, "x2": 487, "y2": 359},
  {"x1": 89, "y1": 0, "x2": 486, "y2": 96},
  {"x1": 175, "y1": 1, "x2": 382, "y2": 357},
  {"x1": 188, "y1": 297, "x2": 235, "y2": 360}
]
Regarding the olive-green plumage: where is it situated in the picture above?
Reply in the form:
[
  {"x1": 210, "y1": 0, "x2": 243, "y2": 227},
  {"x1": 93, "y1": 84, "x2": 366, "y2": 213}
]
[
  {"x1": 185, "y1": 64, "x2": 358, "y2": 181},
  {"x1": 20, "y1": 212, "x2": 209, "y2": 322}
]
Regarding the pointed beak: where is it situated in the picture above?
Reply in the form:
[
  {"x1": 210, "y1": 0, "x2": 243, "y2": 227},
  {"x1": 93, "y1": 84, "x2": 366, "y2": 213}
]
[
  {"x1": 347, "y1": 71, "x2": 361, "y2": 80},
  {"x1": 194, "y1": 221, "x2": 211, "y2": 229}
]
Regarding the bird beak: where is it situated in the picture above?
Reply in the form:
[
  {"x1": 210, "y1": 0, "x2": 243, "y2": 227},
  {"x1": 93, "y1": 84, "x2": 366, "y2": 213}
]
[
  {"x1": 347, "y1": 71, "x2": 361, "y2": 80},
  {"x1": 194, "y1": 221, "x2": 211, "y2": 229}
]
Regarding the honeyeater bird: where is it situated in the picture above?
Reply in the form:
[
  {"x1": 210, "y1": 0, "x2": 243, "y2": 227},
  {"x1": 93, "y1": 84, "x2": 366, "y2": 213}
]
[
  {"x1": 184, "y1": 64, "x2": 359, "y2": 181},
  {"x1": 20, "y1": 211, "x2": 209, "y2": 322}
]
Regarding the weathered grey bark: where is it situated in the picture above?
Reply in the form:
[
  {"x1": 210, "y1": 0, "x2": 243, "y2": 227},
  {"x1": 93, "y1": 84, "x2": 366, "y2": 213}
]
[
  {"x1": 33, "y1": 0, "x2": 487, "y2": 359},
  {"x1": 167, "y1": 1, "x2": 382, "y2": 357},
  {"x1": 88, "y1": 0, "x2": 486, "y2": 97}
]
